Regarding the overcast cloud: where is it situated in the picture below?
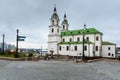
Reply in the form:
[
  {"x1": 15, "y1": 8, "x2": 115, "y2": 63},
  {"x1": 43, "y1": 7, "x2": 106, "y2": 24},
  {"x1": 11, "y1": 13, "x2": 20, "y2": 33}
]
[{"x1": 0, "y1": 0, "x2": 120, "y2": 48}]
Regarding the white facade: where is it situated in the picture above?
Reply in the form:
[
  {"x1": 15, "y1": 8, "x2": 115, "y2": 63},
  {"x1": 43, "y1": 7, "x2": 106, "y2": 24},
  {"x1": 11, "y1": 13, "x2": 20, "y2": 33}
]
[
  {"x1": 59, "y1": 44, "x2": 95, "y2": 57},
  {"x1": 48, "y1": 6, "x2": 116, "y2": 58},
  {"x1": 48, "y1": 6, "x2": 61, "y2": 54},
  {"x1": 102, "y1": 45, "x2": 116, "y2": 58}
]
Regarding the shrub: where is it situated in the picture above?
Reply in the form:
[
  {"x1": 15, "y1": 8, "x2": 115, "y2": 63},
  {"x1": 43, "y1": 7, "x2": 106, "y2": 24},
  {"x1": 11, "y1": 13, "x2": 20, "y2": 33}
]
[{"x1": 29, "y1": 53, "x2": 33, "y2": 57}]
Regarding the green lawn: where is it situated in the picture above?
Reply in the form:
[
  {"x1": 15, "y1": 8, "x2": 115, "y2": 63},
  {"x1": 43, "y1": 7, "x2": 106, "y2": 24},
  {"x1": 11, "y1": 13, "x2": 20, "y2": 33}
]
[{"x1": 0, "y1": 53, "x2": 27, "y2": 58}]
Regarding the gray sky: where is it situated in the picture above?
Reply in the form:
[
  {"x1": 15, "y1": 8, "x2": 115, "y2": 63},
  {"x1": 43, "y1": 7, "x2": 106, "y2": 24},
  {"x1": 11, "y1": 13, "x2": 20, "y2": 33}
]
[{"x1": 0, "y1": 0, "x2": 120, "y2": 48}]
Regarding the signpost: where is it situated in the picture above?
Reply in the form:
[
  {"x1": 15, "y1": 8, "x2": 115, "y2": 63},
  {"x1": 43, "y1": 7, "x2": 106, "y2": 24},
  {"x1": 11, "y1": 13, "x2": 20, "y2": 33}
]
[
  {"x1": 18, "y1": 36, "x2": 26, "y2": 38},
  {"x1": 18, "y1": 39, "x2": 25, "y2": 41},
  {"x1": 15, "y1": 29, "x2": 26, "y2": 58}
]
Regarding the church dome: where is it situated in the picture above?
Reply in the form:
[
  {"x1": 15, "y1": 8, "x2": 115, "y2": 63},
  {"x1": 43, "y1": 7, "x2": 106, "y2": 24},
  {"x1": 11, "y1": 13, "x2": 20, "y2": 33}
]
[
  {"x1": 51, "y1": 6, "x2": 59, "y2": 19},
  {"x1": 62, "y1": 14, "x2": 68, "y2": 24},
  {"x1": 62, "y1": 19, "x2": 68, "y2": 24},
  {"x1": 51, "y1": 13, "x2": 59, "y2": 19}
]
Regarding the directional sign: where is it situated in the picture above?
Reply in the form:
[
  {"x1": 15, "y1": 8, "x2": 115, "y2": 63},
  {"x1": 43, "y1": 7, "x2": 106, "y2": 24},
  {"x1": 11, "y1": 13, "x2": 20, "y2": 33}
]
[
  {"x1": 18, "y1": 36, "x2": 26, "y2": 38},
  {"x1": 18, "y1": 39, "x2": 25, "y2": 41}
]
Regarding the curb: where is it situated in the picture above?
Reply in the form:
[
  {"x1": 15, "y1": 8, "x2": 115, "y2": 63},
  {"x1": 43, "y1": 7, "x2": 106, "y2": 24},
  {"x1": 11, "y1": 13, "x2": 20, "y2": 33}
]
[
  {"x1": 0, "y1": 57, "x2": 40, "y2": 61},
  {"x1": 0, "y1": 57, "x2": 25, "y2": 61}
]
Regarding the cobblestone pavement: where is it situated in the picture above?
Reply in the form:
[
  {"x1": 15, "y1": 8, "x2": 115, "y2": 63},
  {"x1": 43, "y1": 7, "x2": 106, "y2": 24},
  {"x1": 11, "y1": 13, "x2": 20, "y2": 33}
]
[
  {"x1": 0, "y1": 60, "x2": 11, "y2": 70},
  {"x1": 0, "y1": 60, "x2": 120, "y2": 80}
]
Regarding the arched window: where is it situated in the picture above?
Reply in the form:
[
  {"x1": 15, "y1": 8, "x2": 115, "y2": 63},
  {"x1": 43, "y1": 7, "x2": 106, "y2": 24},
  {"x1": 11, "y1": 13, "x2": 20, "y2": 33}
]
[
  {"x1": 96, "y1": 46, "x2": 98, "y2": 51},
  {"x1": 52, "y1": 20, "x2": 54, "y2": 25},
  {"x1": 70, "y1": 38, "x2": 72, "y2": 42},
  {"x1": 59, "y1": 46, "x2": 61, "y2": 50},
  {"x1": 63, "y1": 38, "x2": 65, "y2": 42},
  {"x1": 86, "y1": 37, "x2": 89, "y2": 41},
  {"x1": 96, "y1": 36, "x2": 99, "y2": 41},
  {"x1": 57, "y1": 29, "x2": 59, "y2": 33},
  {"x1": 77, "y1": 37, "x2": 80, "y2": 41},
  {"x1": 84, "y1": 46, "x2": 87, "y2": 51},
  {"x1": 108, "y1": 53, "x2": 110, "y2": 56},
  {"x1": 63, "y1": 25, "x2": 65, "y2": 29},
  {"x1": 52, "y1": 28, "x2": 54, "y2": 33},
  {"x1": 75, "y1": 46, "x2": 77, "y2": 51},
  {"x1": 57, "y1": 21, "x2": 58, "y2": 25},
  {"x1": 112, "y1": 54, "x2": 114, "y2": 56},
  {"x1": 108, "y1": 47, "x2": 111, "y2": 50},
  {"x1": 66, "y1": 46, "x2": 69, "y2": 51}
]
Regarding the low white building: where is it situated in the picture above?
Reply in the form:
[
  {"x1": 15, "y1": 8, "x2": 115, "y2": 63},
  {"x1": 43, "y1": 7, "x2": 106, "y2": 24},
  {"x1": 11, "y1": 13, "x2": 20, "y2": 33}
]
[
  {"x1": 48, "y1": 6, "x2": 116, "y2": 58},
  {"x1": 102, "y1": 41, "x2": 116, "y2": 58}
]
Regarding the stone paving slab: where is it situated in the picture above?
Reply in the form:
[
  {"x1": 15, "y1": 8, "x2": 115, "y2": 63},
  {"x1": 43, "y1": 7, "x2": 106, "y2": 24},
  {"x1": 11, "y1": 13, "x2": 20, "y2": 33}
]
[{"x1": 0, "y1": 60, "x2": 120, "y2": 80}]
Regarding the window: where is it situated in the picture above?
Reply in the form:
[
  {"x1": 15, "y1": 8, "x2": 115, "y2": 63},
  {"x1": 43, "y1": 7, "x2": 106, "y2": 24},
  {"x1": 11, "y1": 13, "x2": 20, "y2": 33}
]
[
  {"x1": 108, "y1": 47, "x2": 111, "y2": 50},
  {"x1": 80, "y1": 53, "x2": 82, "y2": 55},
  {"x1": 57, "y1": 21, "x2": 58, "y2": 25},
  {"x1": 86, "y1": 37, "x2": 89, "y2": 41},
  {"x1": 59, "y1": 46, "x2": 61, "y2": 50},
  {"x1": 108, "y1": 53, "x2": 110, "y2": 56},
  {"x1": 77, "y1": 37, "x2": 80, "y2": 41},
  {"x1": 70, "y1": 38, "x2": 72, "y2": 42},
  {"x1": 52, "y1": 28, "x2": 54, "y2": 33},
  {"x1": 112, "y1": 54, "x2": 114, "y2": 56},
  {"x1": 57, "y1": 29, "x2": 59, "y2": 33},
  {"x1": 84, "y1": 46, "x2": 87, "y2": 51},
  {"x1": 96, "y1": 46, "x2": 98, "y2": 51},
  {"x1": 63, "y1": 38, "x2": 65, "y2": 42},
  {"x1": 63, "y1": 25, "x2": 65, "y2": 29},
  {"x1": 52, "y1": 20, "x2": 54, "y2": 25},
  {"x1": 75, "y1": 46, "x2": 77, "y2": 51},
  {"x1": 96, "y1": 36, "x2": 99, "y2": 41},
  {"x1": 66, "y1": 46, "x2": 69, "y2": 51}
]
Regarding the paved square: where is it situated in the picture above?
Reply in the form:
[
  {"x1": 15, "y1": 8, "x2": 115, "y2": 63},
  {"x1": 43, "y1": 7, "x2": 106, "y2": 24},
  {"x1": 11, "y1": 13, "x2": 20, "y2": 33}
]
[{"x1": 0, "y1": 60, "x2": 120, "y2": 80}]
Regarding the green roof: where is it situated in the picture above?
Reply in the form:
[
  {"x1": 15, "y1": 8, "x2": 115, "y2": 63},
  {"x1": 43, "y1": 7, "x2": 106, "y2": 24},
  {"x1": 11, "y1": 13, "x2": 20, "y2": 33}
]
[
  {"x1": 58, "y1": 41, "x2": 93, "y2": 45},
  {"x1": 61, "y1": 28, "x2": 102, "y2": 36},
  {"x1": 102, "y1": 41, "x2": 116, "y2": 45}
]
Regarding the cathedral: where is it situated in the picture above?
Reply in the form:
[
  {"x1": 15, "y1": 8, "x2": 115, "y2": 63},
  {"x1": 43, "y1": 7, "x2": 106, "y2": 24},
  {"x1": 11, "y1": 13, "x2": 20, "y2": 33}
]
[{"x1": 48, "y1": 6, "x2": 116, "y2": 58}]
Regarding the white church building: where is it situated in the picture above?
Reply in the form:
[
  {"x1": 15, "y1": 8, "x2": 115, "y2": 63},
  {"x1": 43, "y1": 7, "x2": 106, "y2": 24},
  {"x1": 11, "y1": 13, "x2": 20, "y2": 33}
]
[{"x1": 48, "y1": 6, "x2": 116, "y2": 58}]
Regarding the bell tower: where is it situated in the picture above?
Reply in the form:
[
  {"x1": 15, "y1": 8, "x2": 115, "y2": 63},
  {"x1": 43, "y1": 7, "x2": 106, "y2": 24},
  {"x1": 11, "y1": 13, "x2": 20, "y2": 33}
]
[
  {"x1": 48, "y1": 5, "x2": 61, "y2": 54},
  {"x1": 61, "y1": 13, "x2": 69, "y2": 31}
]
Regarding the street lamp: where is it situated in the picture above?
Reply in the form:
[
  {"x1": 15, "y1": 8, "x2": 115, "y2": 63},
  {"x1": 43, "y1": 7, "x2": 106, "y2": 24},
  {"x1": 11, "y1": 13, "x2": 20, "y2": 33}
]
[
  {"x1": 82, "y1": 24, "x2": 87, "y2": 62},
  {"x1": 41, "y1": 46, "x2": 42, "y2": 56},
  {"x1": 2, "y1": 34, "x2": 5, "y2": 54},
  {"x1": 82, "y1": 32, "x2": 85, "y2": 62}
]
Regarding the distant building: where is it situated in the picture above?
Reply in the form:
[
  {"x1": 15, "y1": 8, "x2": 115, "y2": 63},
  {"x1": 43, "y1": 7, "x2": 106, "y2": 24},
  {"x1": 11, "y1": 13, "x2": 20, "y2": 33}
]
[
  {"x1": 0, "y1": 42, "x2": 8, "y2": 51},
  {"x1": 48, "y1": 6, "x2": 116, "y2": 58},
  {"x1": 7, "y1": 44, "x2": 16, "y2": 51},
  {"x1": 0, "y1": 42, "x2": 15, "y2": 52},
  {"x1": 116, "y1": 47, "x2": 120, "y2": 52},
  {"x1": 20, "y1": 48, "x2": 48, "y2": 55}
]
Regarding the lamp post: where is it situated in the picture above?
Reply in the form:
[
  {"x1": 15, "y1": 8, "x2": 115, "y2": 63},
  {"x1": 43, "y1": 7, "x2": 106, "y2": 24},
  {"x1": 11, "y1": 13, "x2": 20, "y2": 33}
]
[
  {"x1": 41, "y1": 46, "x2": 42, "y2": 56},
  {"x1": 81, "y1": 24, "x2": 87, "y2": 62},
  {"x1": 82, "y1": 32, "x2": 85, "y2": 62},
  {"x1": 2, "y1": 34, "x2": 5, "y2": 54}
]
